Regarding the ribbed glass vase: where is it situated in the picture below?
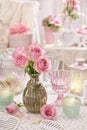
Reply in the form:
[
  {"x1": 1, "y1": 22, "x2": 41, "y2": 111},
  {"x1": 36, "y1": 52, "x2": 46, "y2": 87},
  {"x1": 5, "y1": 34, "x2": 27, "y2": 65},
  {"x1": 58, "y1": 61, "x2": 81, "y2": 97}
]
[{"x1": 23, "y1": 74, "x2": 47, "y2": 113}]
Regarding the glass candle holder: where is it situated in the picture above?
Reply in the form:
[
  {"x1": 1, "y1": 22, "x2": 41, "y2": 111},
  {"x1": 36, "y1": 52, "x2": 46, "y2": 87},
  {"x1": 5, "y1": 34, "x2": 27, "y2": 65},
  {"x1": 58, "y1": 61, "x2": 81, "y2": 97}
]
[
  {"x1": 0, "y1": 87, "x2": 14, "y2": 110},
  {"x1": 62, "y1": 95, "x2": 81, "y2": 119}
]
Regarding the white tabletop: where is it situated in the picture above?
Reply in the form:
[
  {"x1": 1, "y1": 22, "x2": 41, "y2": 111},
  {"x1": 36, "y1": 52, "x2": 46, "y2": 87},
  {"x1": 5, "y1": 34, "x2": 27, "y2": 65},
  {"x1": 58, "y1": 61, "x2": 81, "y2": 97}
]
[{"x1": 0, "y1": 85, "x2": 87, "y2": 130}]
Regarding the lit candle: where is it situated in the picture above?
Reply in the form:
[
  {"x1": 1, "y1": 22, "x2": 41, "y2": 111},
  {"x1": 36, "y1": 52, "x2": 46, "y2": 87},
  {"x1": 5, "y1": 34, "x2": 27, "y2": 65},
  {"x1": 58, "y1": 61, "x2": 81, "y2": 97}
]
[
  {"x1": 62, "y1": 95, "x2": 81, "y2": 118},
  {"x1": 71, "y1": 82, "x2": 83, "y2": 96}
]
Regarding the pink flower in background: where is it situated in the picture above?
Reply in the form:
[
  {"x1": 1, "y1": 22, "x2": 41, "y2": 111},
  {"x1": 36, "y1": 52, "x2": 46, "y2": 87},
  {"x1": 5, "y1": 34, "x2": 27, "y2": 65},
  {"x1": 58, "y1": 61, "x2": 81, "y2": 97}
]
[
  {"x1": 74, "y1": 5, "x2": 80, "y2": 12},
  {"x1": 66, "y1": 0, "x2": 79, "y2": 7},
  {"x1": 6, "y1": 104, "x2": 18, "y2": 114},
  {"x1": 63, "y1": 0, "x2": 80, "y2": 20},
  {"x1": 42, "y1": 15, "x2": 62, "y2": 32},
  {"x1": 34, "y1": 57, "x2": 51, "y2": 73},
  {"x1": 73, "y1": 0, "x2": 79, "y2": 5},
  {"x1": 9, "y1": 23, "x2": 29, "y2": 34},
  {"x1": 14, "y1": 52, "x2": 28, "y2": 68},
  {"x1": 40, "y1": 104, "x2": 57, "y2": 120},
  {"x1": 42, "y1": 19, "x2": 46, "y2": 26},
  {"x1": 48, "y1": 16, "x2": 55, "y2": 24},
  {"x1": 54, "y1": 18, "x2": 62, "y2": 26},
  {"x1": 77, "y1": 28, "x2": 87, "y2": 35},
  {"x1": 28, "y1": 44, "x2": 45, "y2": 62}
]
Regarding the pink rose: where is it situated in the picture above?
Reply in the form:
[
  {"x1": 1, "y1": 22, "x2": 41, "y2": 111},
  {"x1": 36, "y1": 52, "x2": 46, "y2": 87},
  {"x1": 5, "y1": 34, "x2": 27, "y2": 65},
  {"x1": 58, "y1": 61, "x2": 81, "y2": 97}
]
[
  {"x1": 6, "y1": 104, "x2": 18, "y2": 114},
  {"x1": 9, "y1": 23, "x2": 29, "y2": 34},
  {"x1": 14, "y1": 52, "x2": 28, "y2": 67},
  {"x1": 28, "y1": 44, "x2": 45, "y2": 61},
  {"x1": 42, "y1": 19, "x2": 46, "y2": 26},
  {"x1": 48, "y1": 17, "x2": 55, "y2": 24},
  {"x1": 74, "y1": 5, "x2": 80, "y2": 12},
  {"x1": 77, "y1": 28, "x2": 87, "y2": 35},
  {"x1": 54, "y1": 18, "x2": 62, "y2": 26},
  {"x1": 34, "y1": 57, "x2": 51, "y2": 73},
  {"x1": 73, "y1": 0, "x2": 79, "y2": 5},
  {"x1": 66, "y1": 0, "x2": 79, "y2": 6},
  {"x1": 13, "y1": 47, "x2": 28, "y2": 67},
  {"x1": 40, "y1": 104, "x2": 57, "y2": 120}
]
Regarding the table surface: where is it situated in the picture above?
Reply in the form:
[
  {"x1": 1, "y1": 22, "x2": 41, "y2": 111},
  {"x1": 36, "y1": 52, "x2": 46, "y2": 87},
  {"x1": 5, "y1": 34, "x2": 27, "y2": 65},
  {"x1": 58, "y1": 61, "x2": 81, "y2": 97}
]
[{"x1": 0, "y1": 86, "x2": 87, "y2": 130}]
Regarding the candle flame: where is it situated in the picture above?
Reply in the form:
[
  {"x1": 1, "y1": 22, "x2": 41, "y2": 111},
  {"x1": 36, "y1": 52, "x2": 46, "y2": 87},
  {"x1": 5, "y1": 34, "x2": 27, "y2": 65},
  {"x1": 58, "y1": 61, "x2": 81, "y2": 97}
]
[{"x1": 71, "y1": 82, "x2": 82, "y2": 93}]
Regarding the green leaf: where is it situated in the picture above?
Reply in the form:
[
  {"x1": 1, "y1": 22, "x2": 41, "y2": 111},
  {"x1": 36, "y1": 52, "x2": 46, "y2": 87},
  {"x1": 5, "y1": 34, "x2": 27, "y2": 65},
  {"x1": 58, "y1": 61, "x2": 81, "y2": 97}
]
[
  {"x1": 66, "y1": 6, "x2": 73, "y2": 15},
  {"x1": 24, "y1": 60, "x2": 39, "y2": 74},
  {"x1": 17, "y1": 103, "x2": 24, "y2": 107},
  {"x1": 56, "y1": 26, "x2": 62, "y2": 31},
  {"x1": 71, "y1": 14, "x2": 80, "y2": 20}
]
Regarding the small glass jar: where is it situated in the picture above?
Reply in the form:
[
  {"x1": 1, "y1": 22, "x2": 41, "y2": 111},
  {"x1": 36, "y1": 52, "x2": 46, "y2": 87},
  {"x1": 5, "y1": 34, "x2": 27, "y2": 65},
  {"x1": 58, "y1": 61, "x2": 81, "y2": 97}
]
[{"x1": 62, "y1": 95, "x2": 81, "y2": 119}]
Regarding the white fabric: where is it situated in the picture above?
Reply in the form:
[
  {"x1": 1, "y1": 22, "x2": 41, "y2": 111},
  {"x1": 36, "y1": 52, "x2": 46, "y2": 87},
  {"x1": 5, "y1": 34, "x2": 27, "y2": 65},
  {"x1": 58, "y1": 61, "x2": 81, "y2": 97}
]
[{"x1": 0, "y1": 0, "x2": 40, "y2": 43}]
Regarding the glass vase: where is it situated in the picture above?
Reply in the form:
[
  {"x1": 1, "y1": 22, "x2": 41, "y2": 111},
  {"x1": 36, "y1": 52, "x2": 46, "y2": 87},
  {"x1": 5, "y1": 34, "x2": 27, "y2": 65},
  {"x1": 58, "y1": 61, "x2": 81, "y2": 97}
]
[{"x1": 23, "y1": 74, "x2": 47, "y2": 113}]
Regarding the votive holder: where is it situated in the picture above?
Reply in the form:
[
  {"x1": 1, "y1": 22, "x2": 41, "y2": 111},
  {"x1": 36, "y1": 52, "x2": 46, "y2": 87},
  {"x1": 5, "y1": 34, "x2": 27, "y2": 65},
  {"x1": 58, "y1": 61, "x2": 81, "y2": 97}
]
[
  {"x1": 0, "y1": 87, "x2": 14, "y2": 109},
  {"x1": 62, "y1": 95, "x2": 81, "y2": 119}
]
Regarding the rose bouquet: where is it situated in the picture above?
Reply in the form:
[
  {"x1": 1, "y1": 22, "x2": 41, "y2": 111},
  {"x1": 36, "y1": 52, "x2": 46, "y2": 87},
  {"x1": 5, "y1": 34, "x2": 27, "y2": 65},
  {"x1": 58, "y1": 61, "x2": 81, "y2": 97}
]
[
  {"x1": 12, "y1": 44, "x2": 51, "y2": 74},
  {"x1": 63, "y1": 0, "x2": 80, "y2": 20},
  {"x1": 13, "y1": 44, "x2": 51, "y2": 113},
  {"x1": 42, "y1": 15, "x2": 62, "y2": 32}
]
